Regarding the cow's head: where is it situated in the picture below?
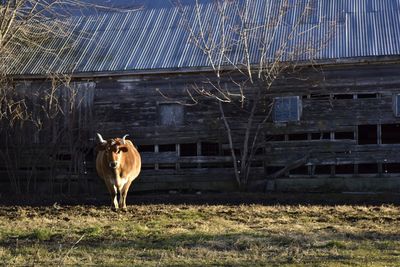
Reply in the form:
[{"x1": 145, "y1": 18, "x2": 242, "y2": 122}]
[{"x1": 96, "y1": 133, "x2": 129, "y2": 169}]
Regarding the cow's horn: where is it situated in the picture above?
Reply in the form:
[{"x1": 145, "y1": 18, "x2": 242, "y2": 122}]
[
  {"x1": 96, "y1": 133, "x2": 106, "y2": 144},
  {"x1": 122, "y1": 134, "x2": 129, "y2": 144}
]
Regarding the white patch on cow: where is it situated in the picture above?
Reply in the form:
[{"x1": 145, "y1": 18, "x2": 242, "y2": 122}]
[
  {"x1": 109, "y1": 177, "x2": 128, "y2": 189},
  {"x1": 119, "y1": 177, "x2": 128, "y2": 187}
]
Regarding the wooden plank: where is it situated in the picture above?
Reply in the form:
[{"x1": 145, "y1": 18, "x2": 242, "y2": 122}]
[
  {"x1": 272, "y1": 177, "x2": 400, "y2": 193},
  {"x1": 132, "y1": 180, "x2": 238, "y2": 192}
]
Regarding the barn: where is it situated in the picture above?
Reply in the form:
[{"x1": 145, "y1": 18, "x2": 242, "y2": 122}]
[{"x1": 2, "y1": 0, "x2": 400, "y2": 196}]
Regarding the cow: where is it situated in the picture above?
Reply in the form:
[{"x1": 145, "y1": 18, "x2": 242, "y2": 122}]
[{"x1": 95, "y1": 133, "x2": 141, "y2": 212}]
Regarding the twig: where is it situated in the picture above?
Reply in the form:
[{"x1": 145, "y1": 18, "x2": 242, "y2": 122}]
[{"x1": 59, "y1": 234, "x2": 85, "y2": 266}]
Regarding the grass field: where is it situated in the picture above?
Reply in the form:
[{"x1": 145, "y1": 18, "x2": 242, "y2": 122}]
[{"x1": 0, "y1": 201, "x2": 399, "y2": 266}]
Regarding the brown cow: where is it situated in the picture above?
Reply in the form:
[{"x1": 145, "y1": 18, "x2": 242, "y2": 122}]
[{"x1": 96, "y1": 133, "x2": 141, "y2": 211}]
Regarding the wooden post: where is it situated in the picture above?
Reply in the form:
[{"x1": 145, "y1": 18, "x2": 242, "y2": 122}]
[
  {"x1": 154, "y1": 144, "x2": 159, "y2": 170},
  {"x1": 307, "y1": 133, "x2": 312, "y2": 176},
  {"x1": 284, "y1": 134, "x2": 289, "y2": 176},
  {"x1": 330, "y1": 131, "x2": 335, "y2": 177},
  {"x1": 377, "y1": 124, "x2": 382, "y2": 176},
  {"x1": 176, "y1": 143, "x2": 180, "y2": 171},
  {"x1": 354, "y1": 125, "x2": 359, "y2": 176},
  {"x1": 197, "y1": 141, "x2": 201, "y2": 168}
]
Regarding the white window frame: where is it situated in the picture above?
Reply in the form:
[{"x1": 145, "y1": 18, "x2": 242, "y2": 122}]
[
  {"x1": 393, "y1": 94, "x2": 400, "y2": 117},
  {"x1": 158, "y1": 102, "x2": 184, "y2": 126},
  {"x1": 273, "y1": 96, "x2": 302, "y2": 123}
]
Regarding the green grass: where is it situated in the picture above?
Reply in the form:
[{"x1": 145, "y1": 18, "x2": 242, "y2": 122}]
[{"x1": 0, "y1": 204, "x2": 399, "y2": 266}]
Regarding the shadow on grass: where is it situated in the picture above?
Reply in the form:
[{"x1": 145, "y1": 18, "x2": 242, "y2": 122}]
[
  {"x1": 1, "y1": 192, "x2": 400, "y2": 207},
  {"x1": 2, "y1": 228, "x2": 399, "y2": 265},
  {"x1": 3, "y1": 228, "x2": 399, "y2": 251},
  {"x1": 0, "y1": 231, "x2": 348, "y2": 264}
]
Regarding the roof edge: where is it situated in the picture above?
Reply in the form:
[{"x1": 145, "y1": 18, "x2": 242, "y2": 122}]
[{"x1": 10, "y1": 56, "x2": 400, "y2": 80}]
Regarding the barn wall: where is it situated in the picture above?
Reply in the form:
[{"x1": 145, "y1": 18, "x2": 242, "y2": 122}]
[
  {"x1": 2, "y1": 61, "x2": 400, "y2": 195},
  {"x1": 88, "y1": 61, "x2": 400, "y2": 193}
]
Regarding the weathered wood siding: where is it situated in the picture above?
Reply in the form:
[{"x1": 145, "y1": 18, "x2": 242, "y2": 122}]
[
  {"x1": 1, "y1": 61, "x2": 400, "y2": 194},
  {"x1": 88, "y1": 61, "x2": 400, "y2": 193}
]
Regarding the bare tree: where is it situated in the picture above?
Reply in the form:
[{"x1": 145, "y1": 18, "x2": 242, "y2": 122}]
[
  {"x1": 0, "y1": 0, "x2": 100, "y2": 194},
  {"x1": 0, "y1": 0, "x2": 82, "y2": 123},
  {"x1": 179, "y1": 0, "x2": 334, "y2": 189}
]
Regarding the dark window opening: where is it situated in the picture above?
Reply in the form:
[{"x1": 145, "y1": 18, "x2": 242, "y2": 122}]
[
  {"x1": 335, "y1": 164, "x2": 354, "y2": 175},
  {"x1": 358, "y1": 93, "x2": 378, "y2": 99},
  {"x1": 141, "y1": 164, "x2": 155, "y2": 170},
  {"x1": 288, "y1": 133, "x2": 308, "y2": 141},
  {"x1": 310, "y1": 94, "x2": 330, "y2": 100},
  {"x1": 180, "y1": 163, "x2": 198, "y2": 169},
  {"x1": 358, "y1": 125, "x2": 377, "y2": 145},
  {"x1": 383, "y1": 163, "x2": 400, "y2": 173},
  {"x1": 266, "y1": 134, "x2": 285, "y2": 141},
  {"x1": 159, "y1": 164, "x2": 176, "y2": 170},
  {"x1": 302, "y1": 95, "x2": 309, "y2": 99},
  {"x1": 358, "y1": 164, "x2": 378, "y2": 174},
  {"x1": 290, "y1": 166, "x2": 308, "y2": 175},
  {"x1": 201, "y1": 142, "x2": 219, "y2": 156},
  {"x1": 223, "y1": 148, "x2": 240, "y2": 156},
  {"x1": 138, "y1": 145, "x2": 155, "y2": 152},
  {"x1": 311, "y1": 132, "x2": 330, "y2": 140},
  {"x1": 333, "y1": 94, "x2": 353, "y2": 100},
  {"x1": 335, "y1": 132, "x2": 354, "y2": 140},
  {"x1": 159, "y1": 144, "x2": 176, "y2": 152},
  {"x1": 314, "y1": 165, "x2": 331, "y2": 175},
  {"x1": 381, "y1": 124, "x2": 400, "y2": 144},
  {"x1": 180, "y1": 143, "x2": 197, "y2": 156}
]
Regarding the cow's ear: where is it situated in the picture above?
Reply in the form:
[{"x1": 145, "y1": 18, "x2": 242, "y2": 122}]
[
  {"x1": 96, "y1": 144, "x2": 106, "y2": 152},
  {"x1": 120, "y1": 146, "x2": 129, "y2": 153}
]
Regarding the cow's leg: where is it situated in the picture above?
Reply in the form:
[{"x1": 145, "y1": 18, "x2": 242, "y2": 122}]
[
  {"x1": 119, "y1": 180, "x2": 133, "y2": 212},
  {"x1": 105, "y1": 182, "x2": 119, "y2": 211},
  {"x1": 111, "y1": 185, "x2": 119, "y2": 211}
]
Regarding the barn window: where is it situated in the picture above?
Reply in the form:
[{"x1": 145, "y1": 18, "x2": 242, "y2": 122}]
[
  {"x1": 382, "y1": 124, "x2": 400, "y2": 144},
  {"x1": 180, "y1": 143, "x2": 197, "y2": 156},
  {"x1": 333, "y1": 94, "x2": 353, "y2": 100},
  {"x1": 311, "y1": 132, "x2": 330, "y2": 140},
  {"x1": 358, "y1": 93, "x2": 378, "y2": 99},
  {"x1": 201, "y1": 142, "x2": 219, "y2": 156},
  {"x1": 358, "y1": 164, "x2": 378, "y2": 174},
  {"x1": 265, "y1": 134, "x2": 285, "y2": 141},
  {"x1": 392, "y1": 94, "x2": 400, "y2": 117},
  {"x1": 273, "y1": 96, "x2": 302, "y2": 123},
  {"x1": 288, "y1": 133, "x2": 308, "y2": 141},
  {"x1": 158, "y1": 103, "x2": 184, "y2": 126},
  {"x1": 358, "y1": 125, "x2": 377, "y2": 145},
  {"x1": 384, "y1": 163, "x2": 400, "y2": 174},
  {"x1": 335, "y1": 132, "x2": 354, "y2": 140},
  {"x1": 335, "y1": 164, "x2": 354, "y2": 175},
  {"x1": 314, "y1": 165, "x2": 331, "y2": 175}
]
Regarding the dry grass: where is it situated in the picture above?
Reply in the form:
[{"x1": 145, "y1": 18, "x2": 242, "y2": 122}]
[{"x1": 0, "y1": 203, "x2": 399, "y2": 266}]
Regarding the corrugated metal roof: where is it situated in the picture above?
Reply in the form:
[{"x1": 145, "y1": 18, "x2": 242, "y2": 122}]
[{"x1": 7, "y1": 0, "x2": 400, "y2": 76}]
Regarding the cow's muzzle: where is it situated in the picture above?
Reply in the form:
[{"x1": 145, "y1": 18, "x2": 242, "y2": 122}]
[{"x1": 109, "y1": 161, "x2": 118, "y2": 169}]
